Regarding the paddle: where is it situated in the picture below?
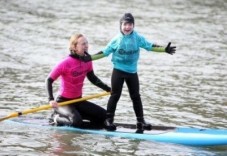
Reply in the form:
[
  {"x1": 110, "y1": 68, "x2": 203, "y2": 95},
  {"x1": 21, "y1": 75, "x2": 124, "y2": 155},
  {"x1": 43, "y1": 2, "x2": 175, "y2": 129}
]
[{"x1": 0, "y1": 91, "x2": 110, "y2": 122}]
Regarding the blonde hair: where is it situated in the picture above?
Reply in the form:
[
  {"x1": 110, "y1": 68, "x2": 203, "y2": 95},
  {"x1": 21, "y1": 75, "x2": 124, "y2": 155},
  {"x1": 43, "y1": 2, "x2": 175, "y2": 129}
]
[{"x1": 69, "y1": 34, "x2": 84, "y2": 51}]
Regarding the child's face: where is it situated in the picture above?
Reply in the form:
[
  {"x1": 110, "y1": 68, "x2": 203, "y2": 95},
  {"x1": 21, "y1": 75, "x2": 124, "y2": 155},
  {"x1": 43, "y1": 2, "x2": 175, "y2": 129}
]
[{"x1": 121, "y1": 22, "x2": 134, "y2": 35}]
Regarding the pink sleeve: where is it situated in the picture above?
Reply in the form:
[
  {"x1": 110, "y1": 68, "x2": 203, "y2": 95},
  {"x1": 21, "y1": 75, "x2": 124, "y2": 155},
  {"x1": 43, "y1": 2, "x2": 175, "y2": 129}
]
[{"x1": 49, "y1": 62, "x2": 64, "y2": 80}]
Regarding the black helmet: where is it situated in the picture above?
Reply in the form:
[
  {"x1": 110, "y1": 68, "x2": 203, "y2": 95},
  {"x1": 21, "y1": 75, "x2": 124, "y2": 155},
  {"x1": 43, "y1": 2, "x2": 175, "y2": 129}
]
[{"x1": 120, "y1": 13, "x2": 134, "y2": 24}]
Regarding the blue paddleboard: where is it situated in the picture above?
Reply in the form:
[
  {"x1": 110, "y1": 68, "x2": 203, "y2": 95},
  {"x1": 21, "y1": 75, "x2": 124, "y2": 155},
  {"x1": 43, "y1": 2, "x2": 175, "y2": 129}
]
[{"x1": 4, "y1": 118, "x2": 227, "y2": 146}]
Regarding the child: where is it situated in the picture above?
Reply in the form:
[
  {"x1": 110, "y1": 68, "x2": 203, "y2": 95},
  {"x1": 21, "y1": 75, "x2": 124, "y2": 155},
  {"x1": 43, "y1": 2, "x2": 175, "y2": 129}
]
[{"x1": 87, "y1": 13, "x2": 176, "y2": 131}]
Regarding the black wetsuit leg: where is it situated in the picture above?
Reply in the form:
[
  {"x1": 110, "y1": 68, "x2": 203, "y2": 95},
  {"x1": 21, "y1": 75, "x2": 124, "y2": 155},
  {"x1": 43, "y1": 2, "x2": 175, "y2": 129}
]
[
  {"x1": 106, "y1": 69, "x2": 125, "y2": 115},
  {"x1": 75, "y1": 100, "x2": 106, "y2": 128},
  {"x1": 107, "y1": 68, "x2": 143, "y2": 117},
  {"x1": 50, "y1": 96, "x2": 106, "y2": 129},
  {"x1": 50, "y1": 96, "x2": 83, "y2": 127},
  {"x1": 124, "y1": 72, "x2": 143, "y2": 118}
]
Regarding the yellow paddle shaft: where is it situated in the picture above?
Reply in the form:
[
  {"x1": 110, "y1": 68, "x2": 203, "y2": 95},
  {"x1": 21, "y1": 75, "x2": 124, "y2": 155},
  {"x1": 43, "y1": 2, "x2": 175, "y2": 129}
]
[{"x1": 0, "y1": 92, "x2": 110, "y2": 122}]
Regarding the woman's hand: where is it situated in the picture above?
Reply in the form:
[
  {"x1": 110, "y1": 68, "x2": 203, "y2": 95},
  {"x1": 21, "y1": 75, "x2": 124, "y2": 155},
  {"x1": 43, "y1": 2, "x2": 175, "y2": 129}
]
[{"x1": 49, "y1": 100, "x2": 58, "y2": 108}]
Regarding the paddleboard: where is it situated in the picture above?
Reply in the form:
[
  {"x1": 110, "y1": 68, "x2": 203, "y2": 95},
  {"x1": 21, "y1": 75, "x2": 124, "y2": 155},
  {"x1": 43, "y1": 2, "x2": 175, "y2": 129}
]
[{"x1": 4, "y1": 118, "x2": 227, "y2": 146}]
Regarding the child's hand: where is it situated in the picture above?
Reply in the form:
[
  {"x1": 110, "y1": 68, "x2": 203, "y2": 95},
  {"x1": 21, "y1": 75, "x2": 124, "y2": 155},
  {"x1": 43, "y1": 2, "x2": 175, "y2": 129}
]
[
  {"x1": 165, "y1": 42, "x2": 176, "y2": 55},
  {"x1": 81, "y1": 54, "x2": 92, "y2": 62}
]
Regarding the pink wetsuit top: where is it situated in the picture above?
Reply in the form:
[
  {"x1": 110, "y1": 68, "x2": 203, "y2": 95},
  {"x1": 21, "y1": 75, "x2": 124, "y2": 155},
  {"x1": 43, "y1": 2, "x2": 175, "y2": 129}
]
[{"x1": 49, "y1": 56, "x2": 93, "y2": 98}]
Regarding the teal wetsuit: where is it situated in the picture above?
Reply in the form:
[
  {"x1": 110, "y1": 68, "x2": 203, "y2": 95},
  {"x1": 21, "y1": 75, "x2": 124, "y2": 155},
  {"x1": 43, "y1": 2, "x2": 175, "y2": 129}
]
[
  {"x1": 103, "y1": 31, "x2": 153, "y2": 73},
  {"x1": 102, "y1": 31, "x2": 153, "y2": 122}
]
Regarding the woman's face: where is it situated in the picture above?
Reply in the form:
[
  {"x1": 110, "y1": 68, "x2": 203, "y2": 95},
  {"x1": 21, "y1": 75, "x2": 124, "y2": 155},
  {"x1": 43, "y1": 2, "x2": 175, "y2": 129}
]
[
  {"x1": 73, "y1": 36, "x2": 88, "y2": 56},
  {"x1": 121, "y1": 22, "x2": 134, "y2": 35}
]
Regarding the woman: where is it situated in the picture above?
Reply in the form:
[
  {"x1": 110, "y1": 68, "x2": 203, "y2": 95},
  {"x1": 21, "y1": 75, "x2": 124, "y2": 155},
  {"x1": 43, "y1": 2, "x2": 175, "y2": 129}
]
[{"x1": 46, "y1": 34, "x2": 111, "y2": 129}]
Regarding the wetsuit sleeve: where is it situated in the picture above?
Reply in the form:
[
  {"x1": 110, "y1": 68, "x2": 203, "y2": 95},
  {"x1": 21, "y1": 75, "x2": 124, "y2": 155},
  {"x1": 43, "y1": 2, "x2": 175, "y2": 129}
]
[
  {"x1": 87, "y1": 70, "x2": 111, "y2": 92},
  {"x1": 137, "y1": 33, "x2": 153, "y2": 51},
  {"x1": 46, "y1": 77, "x2": 55, "y2": 101},
  {"x1": 91, "y1": 51, "x2": 106, "y2": 61},
  {"x1": 136, "y1": 32, "x2": 165, "y2": 52},
  {"x1": 102, "y1": 35, "x2": 119, "y2": 56},
  {"x1": 151, "y1": 43, "x2": 176, "y2": 55},
  {"x1": 151, "y1": 44, "x2": 166, "y2": 52}
]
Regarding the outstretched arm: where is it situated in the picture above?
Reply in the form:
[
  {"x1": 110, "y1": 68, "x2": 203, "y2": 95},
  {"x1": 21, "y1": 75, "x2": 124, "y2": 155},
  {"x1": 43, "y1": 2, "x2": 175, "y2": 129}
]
[
  {"x1": 91, "y1": 51, "x2": 105, "y2": 60},
  {"x1": 80, "y1": 51, "x2": 106, "y2": 62},
  {"x1": 152, "y1": 42, "x2": 176, "y2": 55}
]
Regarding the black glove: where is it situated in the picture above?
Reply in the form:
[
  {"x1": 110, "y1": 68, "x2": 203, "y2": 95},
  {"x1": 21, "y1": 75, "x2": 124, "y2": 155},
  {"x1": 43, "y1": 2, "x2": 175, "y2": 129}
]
[
  {"x1": 165, "y1": 42, "x2": 176, "y2": 55},
  {"x1": 81, "y1": 54, "x2": 92, "y2": 62}
]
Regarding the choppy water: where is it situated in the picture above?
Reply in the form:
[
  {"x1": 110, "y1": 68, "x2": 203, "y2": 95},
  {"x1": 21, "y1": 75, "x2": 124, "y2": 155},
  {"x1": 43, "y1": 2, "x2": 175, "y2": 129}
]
[{"x1": 0, "y1": 0, "x2": 227, "y2": 155}]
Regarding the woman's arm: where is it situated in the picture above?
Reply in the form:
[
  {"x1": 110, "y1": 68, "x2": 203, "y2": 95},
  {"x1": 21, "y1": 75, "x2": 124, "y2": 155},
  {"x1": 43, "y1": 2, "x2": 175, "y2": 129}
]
[
  {"x1": 46, "y1": 77, "x2": 55, "y2": 101},
  {"x1": 87, "y1": 70, "x2": 111, "y2": 92}
]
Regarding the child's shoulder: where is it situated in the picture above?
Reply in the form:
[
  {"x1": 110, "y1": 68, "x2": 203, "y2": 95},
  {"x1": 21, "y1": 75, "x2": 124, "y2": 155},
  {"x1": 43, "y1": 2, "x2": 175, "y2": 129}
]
[
  {"x1": 109, "y1": 34, "x2": 122, "y2": 42},
  {"x1": 133, "y1": 31, "x2": 143, "y2": 37},
  {"x1": 131, "y1": 31, "x2": 146, "y2": 42}
]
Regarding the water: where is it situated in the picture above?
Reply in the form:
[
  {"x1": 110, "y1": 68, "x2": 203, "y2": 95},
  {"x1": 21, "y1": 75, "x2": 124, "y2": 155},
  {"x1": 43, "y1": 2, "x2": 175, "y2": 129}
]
[{"x1": 0, "y1": 0, "x2": 227, "y2": 155}]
